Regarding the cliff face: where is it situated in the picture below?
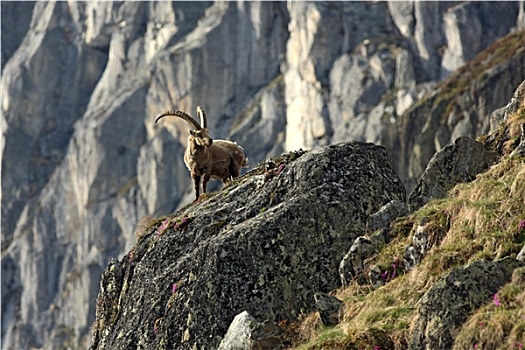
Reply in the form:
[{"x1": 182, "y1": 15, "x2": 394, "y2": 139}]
[{"x1": 1, "y1": 1, "x2": 524, "y2": 349}]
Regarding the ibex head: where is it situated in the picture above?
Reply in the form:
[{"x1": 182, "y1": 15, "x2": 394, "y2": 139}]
[{"x1": 155, "y1": 106, "x2": 212, "y2": 147}]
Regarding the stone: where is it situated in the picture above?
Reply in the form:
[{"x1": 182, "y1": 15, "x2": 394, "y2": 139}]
[
  {"x1": 89, "y1": 141, "x2": 406, "y2": 350},
  {"x1": 217, "y1": 311, "x2": 256, "y2": 350},
  {"x1": 368, "y1": 265, "x2": 385, "y2": 289},
  {"x1": 489, "y1": 106, "x2": 506, "y2": 133},
  {"x1": 409, "y1": 258, "x2": 524, "y2": 350},
  {"x1": 402, "y1": 217, "x2": 447, "y2": 270},
  {"x1": 368, "y1": 199, "x2": 409, "y2": 231},
  {"x1": 218, "y1": 311, "x2": 283, "y2": 350},
  {"x1": 314, "y1": 293, "x2": 344, "y2": 326},
  {"x1": 339, "y1": 229, "x2": 390, "y2": 287},
  {"x1": 408, "y1": 136, "x2": 499, "y2": 211},
  {"x1": 510, "y1": 123, "x2": 525, "y2": 158}
]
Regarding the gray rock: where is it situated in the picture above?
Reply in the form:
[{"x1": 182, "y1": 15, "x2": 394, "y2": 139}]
[
  {"x1": 218, "y1": 311, "x2": 257, "y2": 350},
  {"x1": 89, "y1": 141, "x2": 406, "y2": 350},
  {"x1": 402, "y1": 217, "x2": 445, "y2": 270},
  {"x1": 489, "y1": 106, "x2": 506, "y2": 133},
  {"x1": 505, "y1": 79, "x2": 525, "y2": 121},
  {"x1": 368, "y1": 199, "x2": 408, "y2": 231},
  {"x1": 408, "y1": 136, "x2": 498, "y2": 211},
  {"x1": 339, "y1": 229, "x2": 390, "y2": 287},
  {"x1": 368, "y1": 265, "x2": 385, "y2": 289},
  {"x1": 510, "y1": 123, "x2": 525, "y2": 158},
  {"x1": 218, "y1": 311, "x2": 283, "y2": 350},
  {"x1": 394, "y1": 48, "x2": 416, "y2": 90},
  {"x1": 387, "y1": 39, "x2": 525, "y2": 193},
  {"x1": 314, "y1": 293, "x2": 344, "y2": 326},
  {"x1": 409, "y1": 258, "x2": 524, "y2": 350},
  {"x1": 387, "y1": 1, "x2": 414, "y2": 37},
  {"x1": 441, "y1": 2, "x2": 483, "y2": 78}
]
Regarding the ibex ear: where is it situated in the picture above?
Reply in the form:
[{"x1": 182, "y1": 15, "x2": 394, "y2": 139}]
[{"x1": 189, "y1": 129, "x2": 196, "y2": 136}]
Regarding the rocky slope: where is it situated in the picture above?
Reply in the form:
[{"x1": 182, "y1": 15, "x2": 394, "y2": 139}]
[
  {"x1": 1, "y1": 1, "x2": 525, "y2": 349},
  {"x1": 90, "y1": 142, "x2": 406, "y2": 350}
]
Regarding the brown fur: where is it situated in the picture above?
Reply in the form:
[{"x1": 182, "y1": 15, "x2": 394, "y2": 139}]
[{"x1": 155, "y1": 107, "x2": 246, "y2": 201}]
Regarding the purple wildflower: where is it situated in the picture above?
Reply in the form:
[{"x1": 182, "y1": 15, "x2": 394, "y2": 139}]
[
  {"x1": 182, "y1": 216, "x2": 189, "y2": 224},
  {"x1": 519, "y1": 219, "x2": 525, "y2": 231},
  {"x1": 493, "y1": 292, "x2": 501, "y2": 307},
  {"x1": 172, "y1": 284, "x2": 177, "y2": 294},
  {"x1": 473, "y1": 344, "x2": 478, "y2": 349},
  {"x1": 277, "y1": 164, "x2": 285, "y2": 174},
  {"x1": 153, "y1": 322, "x2": 157, "y2": 335},
  {"x1": 381, "y1": 271, "x2": 388, "y2": 281},
  {"x1": 373, "y1": 346, "x2": 381, "y2": 350},
  {"x1": 157, "y1": 218, "x2": 169, "y2": 236}
]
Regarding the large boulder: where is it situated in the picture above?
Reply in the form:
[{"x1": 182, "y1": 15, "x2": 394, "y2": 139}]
[
  {"x1": 408, "y1": 136, "x2": 498, "y2": 211},
  {"x1": 409, "y1": 258, "x2": 524, "y2": 350},
  {"x1": 89, "y1": 141, "x2": 406, "y2": 350}
]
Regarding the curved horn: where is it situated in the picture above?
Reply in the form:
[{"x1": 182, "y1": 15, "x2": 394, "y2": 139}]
[
  {"x1": 196, "y1": 106, "x2": 207, "y2": 129},
  {"x1": 154, "y1": 110, "x2": 201, "y2": 130}
]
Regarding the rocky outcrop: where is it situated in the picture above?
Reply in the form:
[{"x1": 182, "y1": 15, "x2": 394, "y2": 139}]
[
  {"x1": 367, "y1": 199, "x2": 408, "y2": 231},
  {"x1": 89, "y1": 141, "x2": 406, "y2": 350},
  {"x1": 338, "y1": 229, "x2": 390, "y2": 287},
  {"x1": 408, "y1": 136, "x2": 499, "y2": 211},
  {"x1": 410, "y1": 258, "x2": 524, "y2": 350},
  {"x1": 387, "y1": 30, "x2": 525, "y2": 192},
  {"x1": 314, "y1": 293, "x2": 344, "y2": 326}
]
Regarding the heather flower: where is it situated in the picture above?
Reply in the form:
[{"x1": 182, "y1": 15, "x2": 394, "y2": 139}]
[
  {"x1": 374, "y1": 346, "x2": 381, "y2": 350},
  {"x1": 493, "y1": 292, "x2": 501, "y2": 307},
  {"x1": 473, "y1": 344, "x2": 478, "y2": 349},
  {"x1": 172, "y1": 284, "x2": 177, "y2": 294},
  {"x1": 519, "y1": 219, "x2": 525, "y2": 231},
  {"x1": 381, "y1": 271, "x2": 388, "y2": 281},
  {"x1": 157, "y1": 218, "x2": 169, "y2": 236}
]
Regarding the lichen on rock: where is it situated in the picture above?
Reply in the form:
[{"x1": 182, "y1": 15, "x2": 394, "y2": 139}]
[{"x1": 89, "y1": 141, "x2": 406, "y2": 349}]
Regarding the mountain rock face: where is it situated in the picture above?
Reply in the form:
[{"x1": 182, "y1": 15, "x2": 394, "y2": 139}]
[
  {"x1": 1, "y1": 1, "x2": 524, "y2": 349},
  {"x1": 89, "y1": 142, "x2": 406, "y2": 350}
]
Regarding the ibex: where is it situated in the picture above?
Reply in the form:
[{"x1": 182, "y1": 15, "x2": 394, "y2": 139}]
[{"x1": 155, "y1": 106, "x2": 246, "y2": 201}]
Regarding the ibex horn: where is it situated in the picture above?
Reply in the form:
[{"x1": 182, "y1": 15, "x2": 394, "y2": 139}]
[
  {"x1": 155, "y1": 110, "x2": 201, "y2": 130},
  {"x1": 196, "y1": 106, "x2": 207, "y2": 129}
]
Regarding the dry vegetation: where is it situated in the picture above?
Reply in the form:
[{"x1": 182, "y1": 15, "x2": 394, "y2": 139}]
[{"x1": 288, "y1": 103, "x2": 525, "y2": 349}]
